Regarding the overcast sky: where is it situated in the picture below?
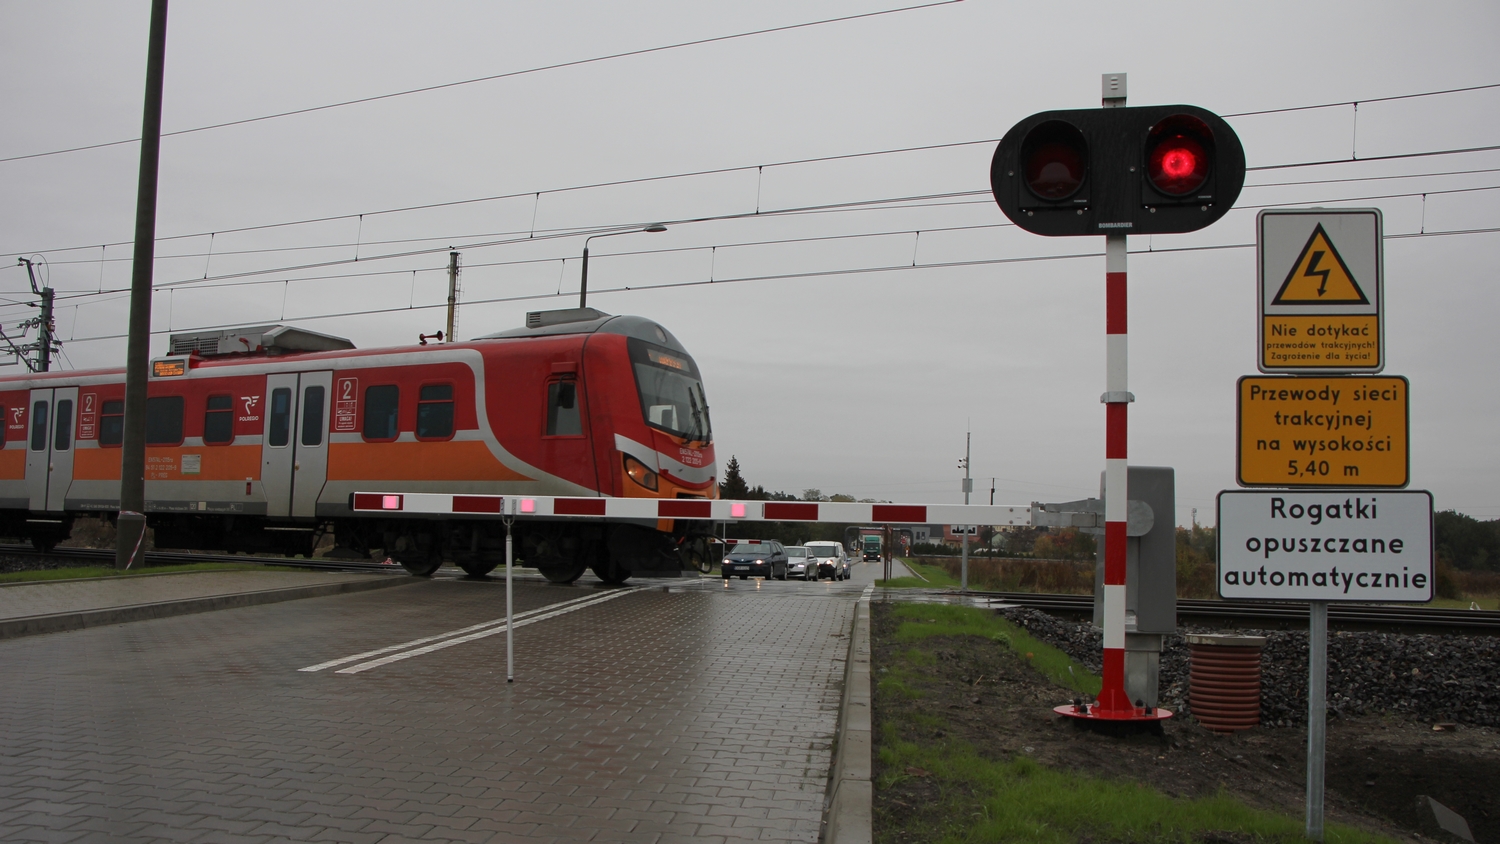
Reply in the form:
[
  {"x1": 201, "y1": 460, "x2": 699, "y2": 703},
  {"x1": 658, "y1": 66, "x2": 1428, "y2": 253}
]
[{"x1": 2, "y1": 0, "x2": 1497, "y2": 525}]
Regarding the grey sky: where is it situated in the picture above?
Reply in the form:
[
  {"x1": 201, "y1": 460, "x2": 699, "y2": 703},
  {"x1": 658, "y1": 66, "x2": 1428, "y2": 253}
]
[{"x1": 2, "y1": 1, "x2": 1497, "y2": 524}]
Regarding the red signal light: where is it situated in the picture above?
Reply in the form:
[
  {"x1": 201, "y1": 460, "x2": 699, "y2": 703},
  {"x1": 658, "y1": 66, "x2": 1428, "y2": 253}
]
[{"x1": 1145, "y1": 115, "x2": 1212, "y2": 197}]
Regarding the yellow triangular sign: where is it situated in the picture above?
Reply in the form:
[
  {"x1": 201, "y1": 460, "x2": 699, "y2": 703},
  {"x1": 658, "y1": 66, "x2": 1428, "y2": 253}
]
[{"x1": 1272, "y1": 224, "x2": 1369, "y2": 305}]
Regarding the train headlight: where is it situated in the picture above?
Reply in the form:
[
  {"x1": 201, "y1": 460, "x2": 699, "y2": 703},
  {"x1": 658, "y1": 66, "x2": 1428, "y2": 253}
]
[{"x1": 623, "y1": 455, "x2": 659, "y2": 491}]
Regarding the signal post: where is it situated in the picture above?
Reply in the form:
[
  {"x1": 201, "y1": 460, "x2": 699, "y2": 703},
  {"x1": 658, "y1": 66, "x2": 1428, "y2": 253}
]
[{"x1": 990, "y1": 74, "x2": 1245, "y2": 723}]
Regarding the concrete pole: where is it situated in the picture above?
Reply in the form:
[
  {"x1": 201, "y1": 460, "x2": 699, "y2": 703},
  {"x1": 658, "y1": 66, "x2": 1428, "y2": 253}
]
[
  {"x1": 444, "y1": 251, "x2": 460, "y2": 341},
  {"x1": 116, "y1": 0, "x2": 169, "y2": 570},
  {"x1": 961, "y1": 431, "x2": 971, "y2": 592}
]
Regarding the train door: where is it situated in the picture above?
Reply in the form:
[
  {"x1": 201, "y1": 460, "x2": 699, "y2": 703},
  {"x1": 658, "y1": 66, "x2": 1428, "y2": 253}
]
[
  {"x1": 260, "y1": 371, "x2": 332, "y2": 519},
  {"x1": 24, "y1": 386, "x2": 79, "y2": 512},
  {"x1": 290, "y1": 371, "x2": 331, "y2": 518}
]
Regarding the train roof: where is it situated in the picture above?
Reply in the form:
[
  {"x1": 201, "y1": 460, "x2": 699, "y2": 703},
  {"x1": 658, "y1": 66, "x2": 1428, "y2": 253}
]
[{"x1": 476, "y1": 309, "x2": 690, "y2": 356}]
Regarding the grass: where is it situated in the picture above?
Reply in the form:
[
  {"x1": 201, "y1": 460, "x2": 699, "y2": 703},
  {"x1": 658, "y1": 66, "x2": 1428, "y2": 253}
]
[
  {"x1": 1429, "y1": 596, "x2": 1499, "y2": 610},
  {"x1": 875, "y1": 601, "x2": 1401, "y2": 843},
  {"x1": 0, "y1": 562, "x2": 295, "y2": 585},
  {"x1": 876, "y1": 728, "x2": 1399, "y2": 844},
  {"x1": 877, "y1": 557, "x2": 961, "y2": 589},
  {"x1": 889, "y1": 603, "x2": 1100, "y2": 696}
]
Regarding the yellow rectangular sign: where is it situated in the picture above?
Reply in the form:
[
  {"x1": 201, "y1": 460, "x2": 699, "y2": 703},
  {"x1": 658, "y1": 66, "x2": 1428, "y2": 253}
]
[
  {"x1": 1237, "y1": 375, "x2": 1408, "y2": 488},
  {"x1": 1261, "y1": 315, "x2": 1380, "y2": 370}
]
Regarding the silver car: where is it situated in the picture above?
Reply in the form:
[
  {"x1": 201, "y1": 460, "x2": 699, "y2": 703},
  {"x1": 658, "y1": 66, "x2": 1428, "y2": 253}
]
[{"x1": 784, "y1": 546, "x2": 817, "y2": 580}]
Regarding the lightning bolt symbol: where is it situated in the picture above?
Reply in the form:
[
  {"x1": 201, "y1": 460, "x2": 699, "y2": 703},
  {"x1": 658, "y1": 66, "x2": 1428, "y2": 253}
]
[{"x1": 1302, "y1": 250, "x2": 1332, "y2": 297}]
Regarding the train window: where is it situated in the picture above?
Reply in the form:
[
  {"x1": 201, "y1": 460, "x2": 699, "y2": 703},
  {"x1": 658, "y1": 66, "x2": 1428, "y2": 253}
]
[
  {"x1": 145, "y1": 396, "x2": 184, "y2": 445},
  {"x1": 268, "y1": 388, "x2": 292, "y2": 447},
  {"x1": 301, "y1": 385, "x2": 325, "y2": 447},
  {"x1": 416, "y1": 384, "x2": 454, "y2": 440},
  {"x1": 100, "y1": 400, "x2": 124, "y2": 446},
  {"x1": 204, "y1": 395, "x2": 234, "y2": 445},
  {"x1": 546, "y1": 380, "x2": 582, "y2": 437},
  {"x1": 363, "y1": 385, "x2": 399, "y2": 441},
  {"x1": 54, "y1": 399, "x2": 73, "y2": 452},
  {"x1": 29, "y1": 401, "x2": 48, "y2": 451}
]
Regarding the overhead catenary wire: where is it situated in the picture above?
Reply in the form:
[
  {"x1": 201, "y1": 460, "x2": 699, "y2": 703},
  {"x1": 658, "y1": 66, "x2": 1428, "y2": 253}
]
[
  {"x1": 45, "y1": 222, "x2": 1500, "y2": 349},
  {"x1": 6, "y1": 103, "x2": 1499, "y2": 262},
  {"x1": 5, "y1": 177, "x2": 1499, "y2": 324},
  {"x1": 22, "y1": 161, "x2": 1500, "y2": 272}
]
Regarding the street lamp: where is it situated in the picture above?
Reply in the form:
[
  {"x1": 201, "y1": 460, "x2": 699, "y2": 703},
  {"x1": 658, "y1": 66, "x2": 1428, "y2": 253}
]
[{"x1": 579, "y1": 224, "x2": 667, "y2": 309}]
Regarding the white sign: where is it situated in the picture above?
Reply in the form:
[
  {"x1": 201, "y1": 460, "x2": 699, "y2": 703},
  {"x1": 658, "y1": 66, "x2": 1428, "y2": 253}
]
[{"x1": 1217, "y1": 490, "x2": 1432, "y2": 602}]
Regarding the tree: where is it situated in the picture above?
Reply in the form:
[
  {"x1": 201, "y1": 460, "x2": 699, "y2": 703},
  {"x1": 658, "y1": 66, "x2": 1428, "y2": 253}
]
[
  {"x1": 720, "y1": 455, "x2": 750, "y2": 500},
  {"x1": 1435, "y1": 510, "x2": 1500, "y2": 571}
]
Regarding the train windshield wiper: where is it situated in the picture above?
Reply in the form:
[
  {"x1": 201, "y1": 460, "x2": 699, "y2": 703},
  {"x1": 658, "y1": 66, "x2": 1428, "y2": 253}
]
[{"x1": 693, "y1": 386, "x2": 711, "y2": 443}]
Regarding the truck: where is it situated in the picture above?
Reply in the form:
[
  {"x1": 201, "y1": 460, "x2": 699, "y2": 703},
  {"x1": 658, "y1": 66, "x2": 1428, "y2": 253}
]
[{"x1": 861, "y1": 535, "x2": 882, "y2": 561}]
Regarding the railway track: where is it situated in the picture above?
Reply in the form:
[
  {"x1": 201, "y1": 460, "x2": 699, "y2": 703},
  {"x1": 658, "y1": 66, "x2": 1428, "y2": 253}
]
[{"x1": 966, "y1": 589, "x2": 1500, "y2": 633}]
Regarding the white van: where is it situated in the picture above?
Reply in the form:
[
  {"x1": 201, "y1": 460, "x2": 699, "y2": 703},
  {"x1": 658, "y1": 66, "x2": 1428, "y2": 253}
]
[{"x1": 804, "y1": 541, "x2": 851, "y2": 581}]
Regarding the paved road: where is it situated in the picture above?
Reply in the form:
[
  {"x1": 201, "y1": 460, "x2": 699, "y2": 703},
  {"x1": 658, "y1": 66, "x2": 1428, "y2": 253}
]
[{"x1": 0, "y1": 560, "x2": 888, "y2": 843}]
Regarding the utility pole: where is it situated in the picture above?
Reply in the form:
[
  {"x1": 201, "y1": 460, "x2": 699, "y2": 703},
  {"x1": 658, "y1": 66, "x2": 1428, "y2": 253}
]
[
  {"x1": 116, "y1": 0, "x2": 169, "y2": 571},
  {"x1": 959, "y1": 430, "x2": 972, "y2": 593},
  {"x1": 444, "y1": 250, "x2": 461, "y2": 342},
  {"x1": 18, "y1": 258, "x2": 56, "y2": 371}
]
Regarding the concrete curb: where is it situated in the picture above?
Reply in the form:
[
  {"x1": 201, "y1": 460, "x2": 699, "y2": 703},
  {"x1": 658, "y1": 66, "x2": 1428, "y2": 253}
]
[
  {"x1": 0, "y1": 575, "x2": 414, "y2": 641},
  {"x1": 824, "y1": 583, "x2": 873, "y2": 844}
]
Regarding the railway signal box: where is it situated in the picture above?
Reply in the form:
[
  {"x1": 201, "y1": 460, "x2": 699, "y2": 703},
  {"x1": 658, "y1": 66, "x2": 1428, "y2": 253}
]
[{"x1": 990, "y1": 104, "x2": 1246, "y2": 237}]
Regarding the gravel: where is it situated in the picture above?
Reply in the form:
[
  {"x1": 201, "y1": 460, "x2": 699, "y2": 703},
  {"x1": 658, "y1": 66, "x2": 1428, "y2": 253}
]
[{"x1": 1000, "y1": 606, "x2": 1500, "y2": 728}]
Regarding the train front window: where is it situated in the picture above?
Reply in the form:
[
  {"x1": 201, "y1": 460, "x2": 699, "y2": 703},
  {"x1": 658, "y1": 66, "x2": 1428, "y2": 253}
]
[{"x1": 627, "y1": 338, "x2": 711, "y2": 443}]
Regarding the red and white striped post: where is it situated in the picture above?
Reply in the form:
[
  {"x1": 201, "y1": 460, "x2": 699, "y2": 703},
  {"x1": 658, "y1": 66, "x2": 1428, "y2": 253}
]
[
  {"x1": 1098, "y1": 232, "x2": 1134, "y2": 716},
  {"x1": 1055, "y1": 73, "x2": 1169, "y2": 723}
]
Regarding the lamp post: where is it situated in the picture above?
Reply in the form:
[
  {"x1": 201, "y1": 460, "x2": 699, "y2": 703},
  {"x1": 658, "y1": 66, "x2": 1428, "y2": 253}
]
[{"x1": 579, "y1": 224, "x2": 667, "y2": 309}]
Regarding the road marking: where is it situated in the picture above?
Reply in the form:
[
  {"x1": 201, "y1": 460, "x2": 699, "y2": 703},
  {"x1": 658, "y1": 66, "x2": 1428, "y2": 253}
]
[{"x1": 299, "y1": 587, "x2": 646, "y2": 674}]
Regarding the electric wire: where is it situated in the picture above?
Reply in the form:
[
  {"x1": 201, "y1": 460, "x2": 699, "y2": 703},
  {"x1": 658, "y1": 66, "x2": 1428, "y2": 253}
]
[
  {"x1": 0, "y1": 1, "x2": 963, "y2": 165},
  {"x1": 7, "y1": 177, "x2": 1499, "y2": 320},
  {"x1": 7, "y1": 125, "x2": 1499, "y2": 262},
  {"x1": 45, "y1": 222, "x2": 1500, "y2": 349}
]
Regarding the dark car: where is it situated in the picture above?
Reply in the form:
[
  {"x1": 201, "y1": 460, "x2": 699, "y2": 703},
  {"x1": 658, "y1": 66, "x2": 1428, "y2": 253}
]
[{"x1": 721, "y1": 541, "x2": 788, "y2": 580}]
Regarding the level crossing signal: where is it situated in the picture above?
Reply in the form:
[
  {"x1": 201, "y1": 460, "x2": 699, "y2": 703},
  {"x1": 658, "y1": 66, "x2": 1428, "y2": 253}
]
[{"x1": 990, "y1": 105, "x2": 1246, "y2": 237}]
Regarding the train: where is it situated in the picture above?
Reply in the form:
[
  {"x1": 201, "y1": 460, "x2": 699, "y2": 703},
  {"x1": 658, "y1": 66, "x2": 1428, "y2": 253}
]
[{"x1": 0, "y1": 307, "x2": 718, "y2": 583}]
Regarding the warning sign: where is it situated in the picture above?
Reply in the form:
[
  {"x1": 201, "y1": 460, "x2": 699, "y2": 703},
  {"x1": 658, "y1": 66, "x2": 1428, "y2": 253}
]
[
  {"x1": 1259, "y1": 209, "x2": 1383, "y2": 373},
  {"x1": 1237, "y1": 375, "x2": 1408, "y2": 488},
  {"x1": 1271, "y1": 225, "x2": 1369, "y2": 304}
]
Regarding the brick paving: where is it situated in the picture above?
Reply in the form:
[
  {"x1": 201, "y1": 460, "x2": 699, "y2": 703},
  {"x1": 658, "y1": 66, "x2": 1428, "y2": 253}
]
[{"x1": 0, "y1": 568, "x2": 872, "y2": 842}]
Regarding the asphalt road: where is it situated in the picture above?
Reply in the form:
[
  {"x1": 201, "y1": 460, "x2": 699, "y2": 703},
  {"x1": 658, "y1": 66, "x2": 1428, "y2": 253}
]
[{"x1": 0, "y1": 560, "x2": 889, "y2": 843}]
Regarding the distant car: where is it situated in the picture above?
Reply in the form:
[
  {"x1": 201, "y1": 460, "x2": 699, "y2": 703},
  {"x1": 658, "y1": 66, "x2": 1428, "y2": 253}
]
[
  {"x1": 721, "y1": 541, "x2": 788, "y2": 580},
  {"x1": 785, "y1": 546, "x2": 816, "y2": 580},
  {"x1": 805, "y1": 541, "x2": 850, "y2": 581}
]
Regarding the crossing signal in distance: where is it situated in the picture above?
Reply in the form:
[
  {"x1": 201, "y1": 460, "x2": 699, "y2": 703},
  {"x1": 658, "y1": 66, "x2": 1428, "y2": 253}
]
[{"x1": 991, "y1": 105, "x2": 1245, "y2": 237}]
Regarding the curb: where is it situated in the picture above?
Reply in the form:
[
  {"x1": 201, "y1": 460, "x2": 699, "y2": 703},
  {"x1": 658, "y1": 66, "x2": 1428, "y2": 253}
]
[
  {"x1": 0, "y1": 575, "x2": 415, "y2": 641},
  {"x1": 824, "y1": 583, "x2": 873, "y2": 844}
]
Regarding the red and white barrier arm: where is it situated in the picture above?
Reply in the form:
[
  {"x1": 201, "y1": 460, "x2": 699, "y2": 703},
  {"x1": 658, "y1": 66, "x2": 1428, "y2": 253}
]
[{"x1": 349, "y1": 492, "x2": 1031, "y2": 527}]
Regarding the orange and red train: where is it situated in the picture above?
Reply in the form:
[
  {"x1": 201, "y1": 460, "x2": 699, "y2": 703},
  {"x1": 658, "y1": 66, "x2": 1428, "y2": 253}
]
[{"x1": 0, "y1": 308, "x2": 718, "y2": 583}]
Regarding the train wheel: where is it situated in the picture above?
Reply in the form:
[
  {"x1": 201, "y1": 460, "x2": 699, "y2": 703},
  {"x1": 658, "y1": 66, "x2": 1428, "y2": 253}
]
[
  {"x1": 458, "y1": 560, "x2": 498, "y2": 577},
  {"x1": 590, "y1": 555, "x2": 631, "y2": 585},
  {"x1": 30, "y1": 536, "x2": 58, "y2": 553},
  {"x1": 395, "y1": 553, "x2": 442, "y2": 577},
  {"x1": 537, "y1": 561, "x2": 588, "y2": 584}
]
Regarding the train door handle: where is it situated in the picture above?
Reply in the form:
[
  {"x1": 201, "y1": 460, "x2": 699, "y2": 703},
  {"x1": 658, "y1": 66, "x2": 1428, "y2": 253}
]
[{"x1": 294, "y1": 461, "x2": 300, "y2": 471}]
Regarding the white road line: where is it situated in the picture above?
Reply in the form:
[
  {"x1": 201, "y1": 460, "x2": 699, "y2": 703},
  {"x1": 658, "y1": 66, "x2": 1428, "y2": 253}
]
[
  {"x1": 332, "y1": 586, "x2": 649, "y2": 675},
  {"x1": 298, "y1": 588, "x2": 632, "y2": 673}
]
